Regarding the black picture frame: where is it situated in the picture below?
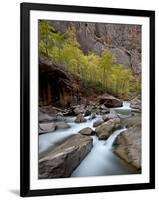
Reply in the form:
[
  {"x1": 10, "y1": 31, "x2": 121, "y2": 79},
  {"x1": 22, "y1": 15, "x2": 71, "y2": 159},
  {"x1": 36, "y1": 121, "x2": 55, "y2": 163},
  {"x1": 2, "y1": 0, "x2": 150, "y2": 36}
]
[{"x1": 20, "y1": 2, "x2": 155, "y2": 197}]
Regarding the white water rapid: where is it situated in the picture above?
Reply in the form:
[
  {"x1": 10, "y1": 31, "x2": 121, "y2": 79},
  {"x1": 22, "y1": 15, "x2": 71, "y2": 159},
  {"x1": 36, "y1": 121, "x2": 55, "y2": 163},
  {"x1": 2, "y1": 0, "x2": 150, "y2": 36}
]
[
  {"x1": 39, "y1": 115, "x2": 102, "y2": 153},
  {"x1": 71, "y1": 128, "x2": 135, "y2": 177},
  {"x1": 39, "y1": 101, "x2": 136, "y2": 176}
]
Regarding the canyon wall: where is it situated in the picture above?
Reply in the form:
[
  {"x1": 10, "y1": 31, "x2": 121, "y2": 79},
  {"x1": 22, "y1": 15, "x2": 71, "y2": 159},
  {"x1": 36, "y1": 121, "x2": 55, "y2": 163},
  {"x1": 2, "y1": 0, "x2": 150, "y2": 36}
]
[{"x1": 49, "y1": 21, "x2": 141, "y2": 74}]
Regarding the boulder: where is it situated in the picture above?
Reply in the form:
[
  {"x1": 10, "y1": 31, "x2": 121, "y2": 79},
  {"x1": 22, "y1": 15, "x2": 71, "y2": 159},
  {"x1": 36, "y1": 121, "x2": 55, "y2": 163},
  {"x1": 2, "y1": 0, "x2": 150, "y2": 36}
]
[
  {"x1": 100, "y1": 104, "x2": 108, "y2": 110},
  {"x1": 56, "y1": 112, "x2": 65, "y2": 121},
  {"x1": 102, "y1": 112, "x2": 118, "y2": 121},
  {"x1": 114, "y1": 124, "x2": 141, "y2": 170},
  {"x1": 73, "y1": 105, "x2": 85, "y2": 115},
  {"x1": 39, "y1": 134, "x2": 93, "y2": 178},
  {"x1": 84, "y1": 110, "x2": 91, "y2": 117},
  {"x1": 89, "y1": 113, "x2": 96, "y2": 120},
  {"x1": 56, "y1": 121, "x2": 70, "y2": 129},
  {"x1": 39, "y1": 122, "x2": 57, "y2": 134},
  {"x1": 95, "y1": 118, "x2": 121, "y2": 140},
  {"x1": 39, "y1": 111, "x2": 55, "y2": 123},
  {"x1": 98, "y1": 94, "x2": 122, "y2": 108},
  {"x1": 99, "y1": 105, "x2": 110, "y2": 114},
  {"x1": 79, "y1": 127, "x2": 94, "y2": 136},
  {"x1": 39, "y1": 121, "x2": 70, "y2": 134},
  {"x1": 130, "y1": 97, "x2": 141, "y2": 111},
  {"x1": 74, "y1": 113, "x2": 87, "y2": 123},
  {"x1": 93, "y1": 119, "x2": 104, "y2": 127}
]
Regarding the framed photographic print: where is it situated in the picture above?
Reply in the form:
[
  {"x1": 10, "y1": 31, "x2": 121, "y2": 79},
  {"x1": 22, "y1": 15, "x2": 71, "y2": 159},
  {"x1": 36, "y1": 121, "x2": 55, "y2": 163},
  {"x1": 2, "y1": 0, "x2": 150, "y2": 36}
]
[{"x1": 20, "y1": 2, "x2": 155, "y2": 197}]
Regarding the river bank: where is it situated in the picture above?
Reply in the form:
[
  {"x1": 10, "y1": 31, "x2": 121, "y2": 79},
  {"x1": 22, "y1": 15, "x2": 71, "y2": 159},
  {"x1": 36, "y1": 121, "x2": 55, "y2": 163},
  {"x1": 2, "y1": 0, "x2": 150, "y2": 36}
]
[{"x1": 38, "y1": 98, "x2": 141, "y2": 178}]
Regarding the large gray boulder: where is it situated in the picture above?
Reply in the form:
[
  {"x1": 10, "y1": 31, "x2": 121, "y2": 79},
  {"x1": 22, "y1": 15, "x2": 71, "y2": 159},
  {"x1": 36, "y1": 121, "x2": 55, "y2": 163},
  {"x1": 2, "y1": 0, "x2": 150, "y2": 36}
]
[
  {"x1": 39, "y1": 134, "x2": 93, "y2": 178},
  {"x1": 95, "y1": 118, "x2": 121, "y2": 139},
  {"x1": 39, "y1": 121, "x2": 70, "y2": 134},
  {"x1": 79, "y1": 127, "x2": 94, "y2": 136},
  {"x1": 114, "y1": 124, "x2": 141, "y2": 170},
  {"x1": 39, "y1": 122, "x2": 57, "y2": 134},
  {"x1": 98, "y1": 94, "x2": 122, "y2": 108},
  {"x1": 56, "y1": 121, "x2": 70, "y2": 129}
]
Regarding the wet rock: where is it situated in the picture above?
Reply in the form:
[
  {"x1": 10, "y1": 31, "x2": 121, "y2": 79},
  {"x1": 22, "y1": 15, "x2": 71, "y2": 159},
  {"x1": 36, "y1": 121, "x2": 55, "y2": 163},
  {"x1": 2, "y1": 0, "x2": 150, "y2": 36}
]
[
  {"x1": 89, "y1": 113, "x2": 96, "y2": 120},
  {"x1": 99, "y1": 94, "x2": 122, "y2": 108},
  {"x1": 39, "y1": 134, "x2": 93, "y2": 178},
  {"x1": 99, "y1": 104, "x2": 110, "y2": 114},
  {"x1": 73, "y1": 105, "x2": 85, "y2": 115},
  {"x1": 39, "y1": 121, "x2": 70, "y2": 134},
  {"x1": 95, "y1": 118, "x2": 121, "y2": 140},
  {"x1": 102, "y1": 112, "x2": 118, "y2": 121},
  {"x1": 114, "y1": 124, "x2": 141, "y2": 170},
  {"x1": 56, "y1": 112, "x2": 65, "y2": 122},
  {"x1": 39, "y1": 122, "x2": 57, "y2": 134},
  {"x1": 79, "y1": 127, "x2": 94, "y2": 136},
  {"x1": 93, "y1": 119, "x2": 104, "y2": 127},
  {"x1": 74, "y1": 113, "x2": 87, "y2": 123},
  {"x1": 39, "y1": 111, "x2": 55, "y2": 123},
  {"x1": 56, "y1": 121, "x2": 70, "y2": 129},
  {"x1": 84, "y1": 110, "x2": 91, "y2": 117}
]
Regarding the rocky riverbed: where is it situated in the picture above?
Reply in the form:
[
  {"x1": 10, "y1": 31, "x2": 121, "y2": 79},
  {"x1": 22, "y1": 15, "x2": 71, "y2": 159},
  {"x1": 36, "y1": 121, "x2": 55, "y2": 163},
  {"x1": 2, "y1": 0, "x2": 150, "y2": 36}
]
[{"x1": 38, "y1": 97, "x2": 141, "y2": 178}]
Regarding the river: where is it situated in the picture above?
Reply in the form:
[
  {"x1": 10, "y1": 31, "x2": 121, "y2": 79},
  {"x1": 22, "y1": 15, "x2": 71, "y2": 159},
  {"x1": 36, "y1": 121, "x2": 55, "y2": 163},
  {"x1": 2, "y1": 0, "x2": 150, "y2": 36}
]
[{"x1": 39, "y1": 101, "x2": 137, "y2": 177}]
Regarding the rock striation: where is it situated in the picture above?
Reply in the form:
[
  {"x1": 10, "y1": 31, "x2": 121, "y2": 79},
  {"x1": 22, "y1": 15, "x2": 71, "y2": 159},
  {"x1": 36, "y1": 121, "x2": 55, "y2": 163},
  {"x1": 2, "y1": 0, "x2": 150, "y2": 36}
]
[
  {"x1": 95, "y1": 117, "x2": 121, "y2": 139},
  {"x1": 39, "y1": 134, "x2": 93, "y2": 178},
  {"x1": 114, "y1": 124, "x2": 141, "y2": 170}
]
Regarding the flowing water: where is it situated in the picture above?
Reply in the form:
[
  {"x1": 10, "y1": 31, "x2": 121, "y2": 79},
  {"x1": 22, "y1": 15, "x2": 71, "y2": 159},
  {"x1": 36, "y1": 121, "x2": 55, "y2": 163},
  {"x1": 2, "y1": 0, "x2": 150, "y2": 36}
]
[
  {"x1": 39, "y1": 101, "x2": 137, "y2": 176},
  {"x1": 122, "y1": 101, "x2": 131, "y2": 108},
  {"x1": 114, "y1": 101, "x2": 132, "y2": 115},
  {"x1": 39, "y1": 115, "x2": 102, "y2": 153},
  {"x1": 71, "y1": 128, "x2": 135, "y2": 177}
]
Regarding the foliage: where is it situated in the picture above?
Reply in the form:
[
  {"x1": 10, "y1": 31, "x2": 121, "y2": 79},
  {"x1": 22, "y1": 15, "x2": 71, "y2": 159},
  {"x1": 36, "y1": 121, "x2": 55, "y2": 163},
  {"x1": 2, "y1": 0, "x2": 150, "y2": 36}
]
[
  {"x1": 39, "y1": 20, "x2": 64, "y2": 59},
  {"x1": 39, "y1": 20, "x2": 141, "y2": 98}
]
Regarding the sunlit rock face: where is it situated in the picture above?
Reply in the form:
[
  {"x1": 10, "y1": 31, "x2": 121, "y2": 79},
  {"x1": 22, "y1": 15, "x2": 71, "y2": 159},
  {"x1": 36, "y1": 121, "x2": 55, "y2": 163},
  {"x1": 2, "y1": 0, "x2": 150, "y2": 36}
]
[{"x1": 49, "y1": 21, "x2": 141, "y2": 74}]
